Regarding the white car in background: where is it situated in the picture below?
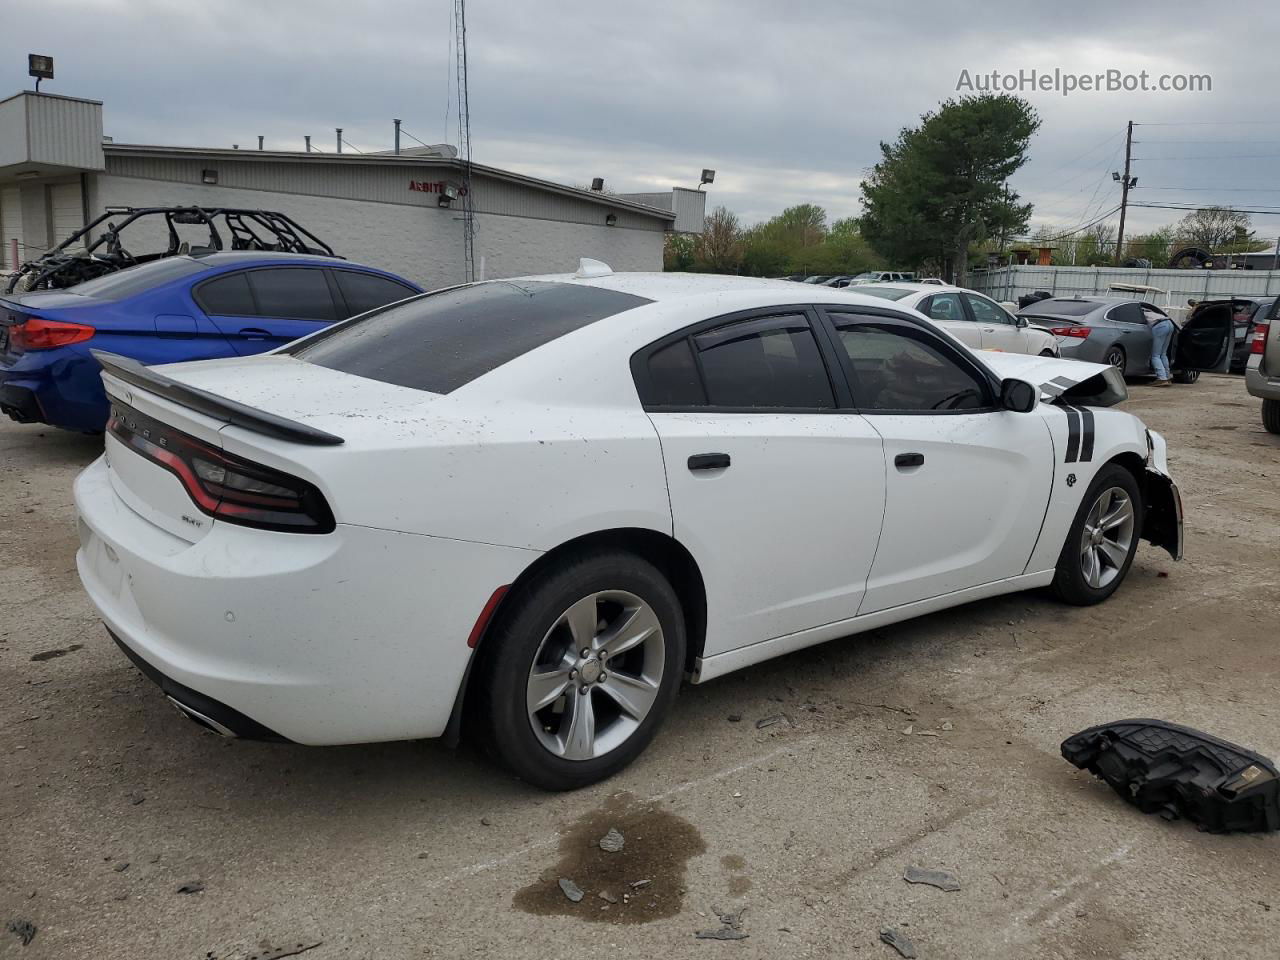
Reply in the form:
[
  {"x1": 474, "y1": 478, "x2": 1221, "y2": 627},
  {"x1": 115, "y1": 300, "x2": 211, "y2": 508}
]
[
  {"x1": 854, "y1": 282, "x2": 1060, "y2": 356},
  {"x1": 74, "y1": 265, "x2": 1203, "y2": 791}
]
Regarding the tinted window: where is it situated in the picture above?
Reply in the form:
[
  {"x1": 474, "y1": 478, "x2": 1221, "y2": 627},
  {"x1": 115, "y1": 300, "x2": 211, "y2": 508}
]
[
  {"x1": 335, "y1": 270, "x2": 418, "y2": 317},
  {"x1": 292, "y1": 280, "x2": 650, "y2": 394},
  {"x1": 69, "y1": 257, "x2": 207, "y2": 300},
  {"x1": 965, "y1": 294, "x2": 1012, "y2": 324},
  {"x1": 196, "y1": 272, "x2": 255, "y2": 315},
  {"x1": 924, "y1": 292, "x2": 966, "y2": 322},
  {"x1": 1108, "y1": 302, "x2": 1145, "y2": 325},
  {"x1": 248, "y1": 268, "x2": 337, "y2": 321},
  {"x1": 830, "y1": 315, "x2": 991, "y2": 412},
  {"x1": 1026, "y1": 299, "x2": 1101, "y2": 317},
  {"x1": 691, "y1": 314, "x2": 834, "y2": 408},
  {"x1": 851, "y1": 285, "x2": 914, "y2": 301},
  {"x1": 644, "y1": 339, "x2": 705, "y2": 406}
]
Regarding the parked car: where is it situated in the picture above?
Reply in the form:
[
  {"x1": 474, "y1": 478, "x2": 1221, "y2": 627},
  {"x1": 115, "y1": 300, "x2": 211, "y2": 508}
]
[
  {"x1": 801, "y1": 275, "x2": 834, "y2": 284},
  {"x1": 1017, "y1": 296, "x2": 1239, "y2": 382},
  {"x1": 848, "y1": 282, "x2": 1059, "y2": 356},
  {"x1": 1186, "y1": 297, "x2": 1275, "y2": 374},
  {"x1": 823, "y1": 276, "x2": 854, "y2": 288},
  {"x1": 73, "y1": 264, "x2": 1232, "y2": 790},
  {"x1": 850, "y1": 271, "x2": 915, "y2": 284},
  {"x1": 1245, "y1": 297, "x2": 1280, "y2": 433},
  {"x1": 0, "y1": 252, "x2": 423, "y2": 433}
]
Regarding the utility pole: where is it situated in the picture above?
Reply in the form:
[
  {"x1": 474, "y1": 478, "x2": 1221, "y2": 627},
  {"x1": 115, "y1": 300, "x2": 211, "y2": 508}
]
[{"x1": 1114, "y1": 120, "x2": 1135, "y2": 265}]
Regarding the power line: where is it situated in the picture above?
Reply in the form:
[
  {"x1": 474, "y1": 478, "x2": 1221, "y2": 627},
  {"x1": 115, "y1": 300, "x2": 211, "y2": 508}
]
[
  {"x1": 1132, "y1": 201, "x2": 1280, "y2": 215},
  {"x1": 1140, "y1": 186, "x2": 1280, "y2": 193},
  {"x1": 1017, "y1": 130, "x2": 1122, "y2": 188},
  {"x1": 1134, "y1": 154, "x2": 1280, "y2": 161},
  {"x1": 1135, "y1": 138, "x2": 1280, "y2": 145},
  {"x1": 1135, "y1": 120, "x2": 1280, "y2": 126}
]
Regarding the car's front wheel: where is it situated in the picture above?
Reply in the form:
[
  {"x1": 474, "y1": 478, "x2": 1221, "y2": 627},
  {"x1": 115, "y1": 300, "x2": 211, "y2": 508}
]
[
  {"x1": 1051, "y1": 464, "x2": 1143, "y2": 605},
  {"x1": 473, "y1": 550, "x2": 685, "y2": 790}
]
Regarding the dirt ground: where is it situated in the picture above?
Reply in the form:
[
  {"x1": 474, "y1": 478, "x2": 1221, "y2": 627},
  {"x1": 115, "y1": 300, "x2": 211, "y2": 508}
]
[{"x1": 2, "y1": 374, "x2": 1278, "y2": 960}]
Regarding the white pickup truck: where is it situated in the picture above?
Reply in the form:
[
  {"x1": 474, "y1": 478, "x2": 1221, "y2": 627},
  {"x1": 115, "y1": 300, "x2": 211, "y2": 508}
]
[{"x1": 1246, "y1": 299, "x2": 1280, "y2": 434}]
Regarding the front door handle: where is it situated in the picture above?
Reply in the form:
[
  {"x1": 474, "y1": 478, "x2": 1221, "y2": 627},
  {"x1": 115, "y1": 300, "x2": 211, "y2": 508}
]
[
  {"x1": 238, "y1": 327, "x2": 271, "y2": 340},
  {"x1": 688, "y1": 453, "x2": 730, "y2": 472},
  {"x1": 894, "y1": 452, "x2": 925, "y2": 469}
]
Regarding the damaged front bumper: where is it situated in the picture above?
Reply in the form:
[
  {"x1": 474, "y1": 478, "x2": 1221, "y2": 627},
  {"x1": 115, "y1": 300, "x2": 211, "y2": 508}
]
[{"x1": 1141, "y1": 430, "x2": 1183, "y2": 562}]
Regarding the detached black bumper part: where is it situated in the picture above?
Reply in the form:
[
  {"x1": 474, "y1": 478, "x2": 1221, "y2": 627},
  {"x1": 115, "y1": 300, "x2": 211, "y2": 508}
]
[{"x1": 1062, "y1": 719, "x2": 1279, "y2": 833}]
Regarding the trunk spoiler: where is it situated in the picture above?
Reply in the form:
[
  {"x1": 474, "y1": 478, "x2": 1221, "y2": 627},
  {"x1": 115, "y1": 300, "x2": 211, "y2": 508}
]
[{"x1": 91, "y1": 350, "x2": 345, "y2": 446}]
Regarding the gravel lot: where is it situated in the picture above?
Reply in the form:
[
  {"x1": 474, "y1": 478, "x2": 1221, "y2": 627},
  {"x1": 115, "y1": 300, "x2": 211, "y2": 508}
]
[{"x1": 2, "y1": 374, "x2": 1278, "y2": 959}]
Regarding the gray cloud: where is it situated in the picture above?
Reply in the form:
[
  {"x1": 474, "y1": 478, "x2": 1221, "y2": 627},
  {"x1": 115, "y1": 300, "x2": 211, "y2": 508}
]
[{"x1": 4, "y1": 0, "x2": 1278, "y2": 237}]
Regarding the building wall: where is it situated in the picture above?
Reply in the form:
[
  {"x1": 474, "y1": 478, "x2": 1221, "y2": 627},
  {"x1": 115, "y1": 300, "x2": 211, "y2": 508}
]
[
  {"x1": 971, "y1": 263, "x2": 1280, "y2": 305},
  {"x1": 90, "y1": 174, "x2": 662, "y2": 288}
]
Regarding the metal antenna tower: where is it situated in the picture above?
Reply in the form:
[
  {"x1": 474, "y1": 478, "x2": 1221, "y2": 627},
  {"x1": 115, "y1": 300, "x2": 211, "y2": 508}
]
[{"x1": 455, "y1": 0, "x2": 475, "y2": 281}]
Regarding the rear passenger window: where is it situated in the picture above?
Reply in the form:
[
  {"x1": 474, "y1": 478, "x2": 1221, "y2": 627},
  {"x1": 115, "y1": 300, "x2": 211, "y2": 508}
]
[
  {"x1": 645, "y1": 339, "x2": 706, "y2": 406},
  {"x1": 248, "y1": 268, "x2": 337, "y2": 322},
  {"x1": 196, "y1": 272, "x2": 255, "y2": 316},
  {"x1": 1108, "y1": 302, "x2": 1145, "y2": 325},
  {"x1": 334, "y1": 270, "x2": 418, "y2": 317},
  {"x1": 692, "y1": 314, "x2": 834, "y2": 408}
]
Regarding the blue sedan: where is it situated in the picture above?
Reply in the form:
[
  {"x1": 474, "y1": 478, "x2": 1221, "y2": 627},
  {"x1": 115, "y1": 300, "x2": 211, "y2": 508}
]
[{"x1": 0, "y1": 252, "x2": 423, "y2": 433}]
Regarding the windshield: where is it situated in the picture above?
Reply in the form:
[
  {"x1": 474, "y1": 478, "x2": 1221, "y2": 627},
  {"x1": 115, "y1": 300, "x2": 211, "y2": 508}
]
[
  {"x1": 850, "y1": 286, "x2": 914, "y2": 301},
  {"x1": 69, "y1": 257, "x2": 208, "y2": 300}
]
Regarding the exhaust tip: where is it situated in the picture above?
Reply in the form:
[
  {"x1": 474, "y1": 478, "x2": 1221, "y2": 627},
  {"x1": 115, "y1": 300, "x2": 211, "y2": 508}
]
[{"x1": 166, "y1": 695, "x2": 239, "y2": 738}]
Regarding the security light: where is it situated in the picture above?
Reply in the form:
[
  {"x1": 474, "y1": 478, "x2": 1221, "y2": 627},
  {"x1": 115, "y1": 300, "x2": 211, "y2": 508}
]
[
  {"x1": 201, "y1": 169, "x2": 218, "y2": 184},
  {"x1": 700, "y1": 168, "x2": 715, "y2": 186},
  {"x1": 438, "y1": 183, "x2": 460, "y2": 208},
  {"x1": 591, "y1": 178, "x2": 605, "y2": 192},
  {"x1": 28, "y1": 54, "x2": 54, "y2": 91},
  {"x1": 605, "y1": 214, "x2": 617, "y2": 226}
]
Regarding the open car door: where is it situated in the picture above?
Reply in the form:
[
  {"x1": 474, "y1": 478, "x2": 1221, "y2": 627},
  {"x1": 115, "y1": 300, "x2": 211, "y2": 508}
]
[{"x1": 1175, "y1": 301, "x2": 1238, "y2": 373}]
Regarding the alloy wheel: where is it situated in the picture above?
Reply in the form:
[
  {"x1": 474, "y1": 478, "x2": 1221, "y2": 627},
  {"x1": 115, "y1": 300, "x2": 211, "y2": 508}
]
[
  {"x1": 1106, "y1": 348, "x2": 1125, "y2": 370},
  {"x1": 1078, "y1": 486, "x2": 1136, "y2": 589},
  {"x1": 526, "y1": 590, "x2": 665, "y2": 761}
]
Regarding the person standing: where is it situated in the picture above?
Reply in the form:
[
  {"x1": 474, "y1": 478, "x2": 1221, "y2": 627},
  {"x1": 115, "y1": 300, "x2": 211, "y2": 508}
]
[{"x1": 1144, "y1": 307, "x2": 1176, "y2": 386}]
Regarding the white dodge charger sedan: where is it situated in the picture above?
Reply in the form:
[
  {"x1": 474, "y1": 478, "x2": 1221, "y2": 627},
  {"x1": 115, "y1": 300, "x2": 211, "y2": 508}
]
[{"x1": 74, "y1": 263, "x2": 1221, "y2": 790}]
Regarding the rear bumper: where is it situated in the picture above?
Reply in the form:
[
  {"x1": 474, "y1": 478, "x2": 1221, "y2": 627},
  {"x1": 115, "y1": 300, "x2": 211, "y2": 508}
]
[
  {"x1": 1245, "y1": 359, "x2": 1280, "y2": 401},
  {"x1": 74, "y1": 456, "x2": 537, "y2": 745},
  {"x1": 0, "y1": 348, "x2": 109, "y2": 431}
]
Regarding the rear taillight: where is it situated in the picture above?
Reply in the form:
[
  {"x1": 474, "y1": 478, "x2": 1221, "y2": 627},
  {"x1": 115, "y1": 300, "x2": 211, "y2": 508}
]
[
  {"x1": 1050, "y1": 326, "x2": 1092, "y2": 339},
  {"x1": 107, "y1": 402, "x2": 335, "y2": 534},
  {"x1": 1251, "y1": 323, "x2": 1269, "y2": 355},
  {"x1": 11, "y1": 316, "x2": 95, "y2": 350}
]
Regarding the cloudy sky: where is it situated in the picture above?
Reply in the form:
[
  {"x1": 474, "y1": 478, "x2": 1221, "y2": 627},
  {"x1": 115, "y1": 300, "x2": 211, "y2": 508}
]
[{"x1": 4, "y1": 0, "x2": 1279, "y2": 243}]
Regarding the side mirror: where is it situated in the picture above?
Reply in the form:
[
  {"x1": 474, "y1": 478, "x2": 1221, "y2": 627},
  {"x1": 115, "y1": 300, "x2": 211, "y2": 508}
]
[
  {"x1": 1015, "y1": 314, "x2": 1028, "y2": 328},
  {"x1": 1000, "y1": 378, "x2": 1038, "y2": 413}
]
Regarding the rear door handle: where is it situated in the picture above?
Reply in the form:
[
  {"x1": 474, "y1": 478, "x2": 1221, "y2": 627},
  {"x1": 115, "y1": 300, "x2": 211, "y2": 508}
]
[
  {"x1": 238, "y1": 327, "x2": 271, "y2": 340},
  {"x1": 688, "y1": 453, "x2": 730, "y2": 472},
  {"x1": 894, "y1": 452, "x2": 925, "y2": 469}
]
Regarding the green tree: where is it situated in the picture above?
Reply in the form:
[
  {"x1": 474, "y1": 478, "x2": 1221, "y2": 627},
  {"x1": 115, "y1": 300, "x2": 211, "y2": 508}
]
[
  {"x1": 663, "y1": 233, "x2": 696, "y2": 272},
  {"x1": 694, "y1": 205, "x2": 744, "y2": 273},
  {"x1": 860, "y1": 94, "x2": 1039, "y2": 285},
  {"x1": 1174, "y1": 206, "x2": 1269, "y2": 254},
  {"x1": 1122, "y1": 226, "x2": 1175, "y2": 267}
]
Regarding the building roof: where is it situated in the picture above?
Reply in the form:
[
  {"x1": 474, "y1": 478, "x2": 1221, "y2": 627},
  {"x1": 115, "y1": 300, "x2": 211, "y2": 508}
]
[{"x1": 100, "y1": 142, "x2": 678, "y2": 222}]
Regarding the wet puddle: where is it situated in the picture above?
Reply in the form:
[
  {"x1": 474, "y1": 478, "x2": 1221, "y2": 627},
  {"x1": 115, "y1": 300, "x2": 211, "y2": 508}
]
[{"x1": 513, "y1": 791, "x2": 706, "y2": 924}]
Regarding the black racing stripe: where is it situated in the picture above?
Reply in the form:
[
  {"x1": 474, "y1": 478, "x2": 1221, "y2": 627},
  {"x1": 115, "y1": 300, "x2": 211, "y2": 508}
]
[
  {"x1": 1078, "y1": 406, "x2": 1095, "y2": 462},
  {"x1": 1063, "y1": 405, "x2": 1081, "y2": 463},
  {"x1": 1050, "y1": 376, "x2": 1076, "y2": 387},
  {"x1": 1040, "y1": 381, "x2": 1066, "y2": 396}
]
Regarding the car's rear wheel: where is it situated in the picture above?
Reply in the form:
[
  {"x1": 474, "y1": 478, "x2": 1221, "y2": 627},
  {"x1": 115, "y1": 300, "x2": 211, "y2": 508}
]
[
  {"x1": 1105, "y1": 345, "x2": 1127, "y2": 373},
  {"x1": 1172, "y1": 368, "x2": 1200, "y2": 384},
  {"x1": 1263, "y1": 398, "x2": 1280, "y2": 435},
  {"x1": 473, "y1": 550, "x2": 684, "y2": 790},
  {"x1": 1051, "y1": 464, "x2": 1142, "y2": 605}
]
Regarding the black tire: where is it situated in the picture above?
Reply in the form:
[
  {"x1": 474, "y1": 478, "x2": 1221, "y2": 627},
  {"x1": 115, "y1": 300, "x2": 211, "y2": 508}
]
[
  {"x1": 471, "y1": 549, "x2": 685, "y2": 791},
  {"x1": 1039, "y1": 349, "x2": 1055, "y2": 357},
  {"x1": 1263, "y1": 398, "x2": 1280, "y2": 435},
  {"x1": 1172, "y1": 368, "x2": 1200, "y2": 384},
  {"x1": 1051, "y1": 464, "x2": 1144, "y2": 606},
  {"x1": 1105, "y1": 345, "x2": 1126, "y2": 374}
]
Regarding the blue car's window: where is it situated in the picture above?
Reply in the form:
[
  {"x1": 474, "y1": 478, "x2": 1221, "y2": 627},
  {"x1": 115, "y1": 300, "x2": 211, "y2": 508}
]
[
  {"x1": 196, "y1": 272, "x2": 255, "y2": 315},
  {"x1": 334, "y1": 270, "x2": 418, "y2": 316},
  {"x1": 70, "y1": 257, "x2": 207, "y2": 300},
  {"x1": 249, "y1": 268, "x2": 337, "y2": 322}
]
